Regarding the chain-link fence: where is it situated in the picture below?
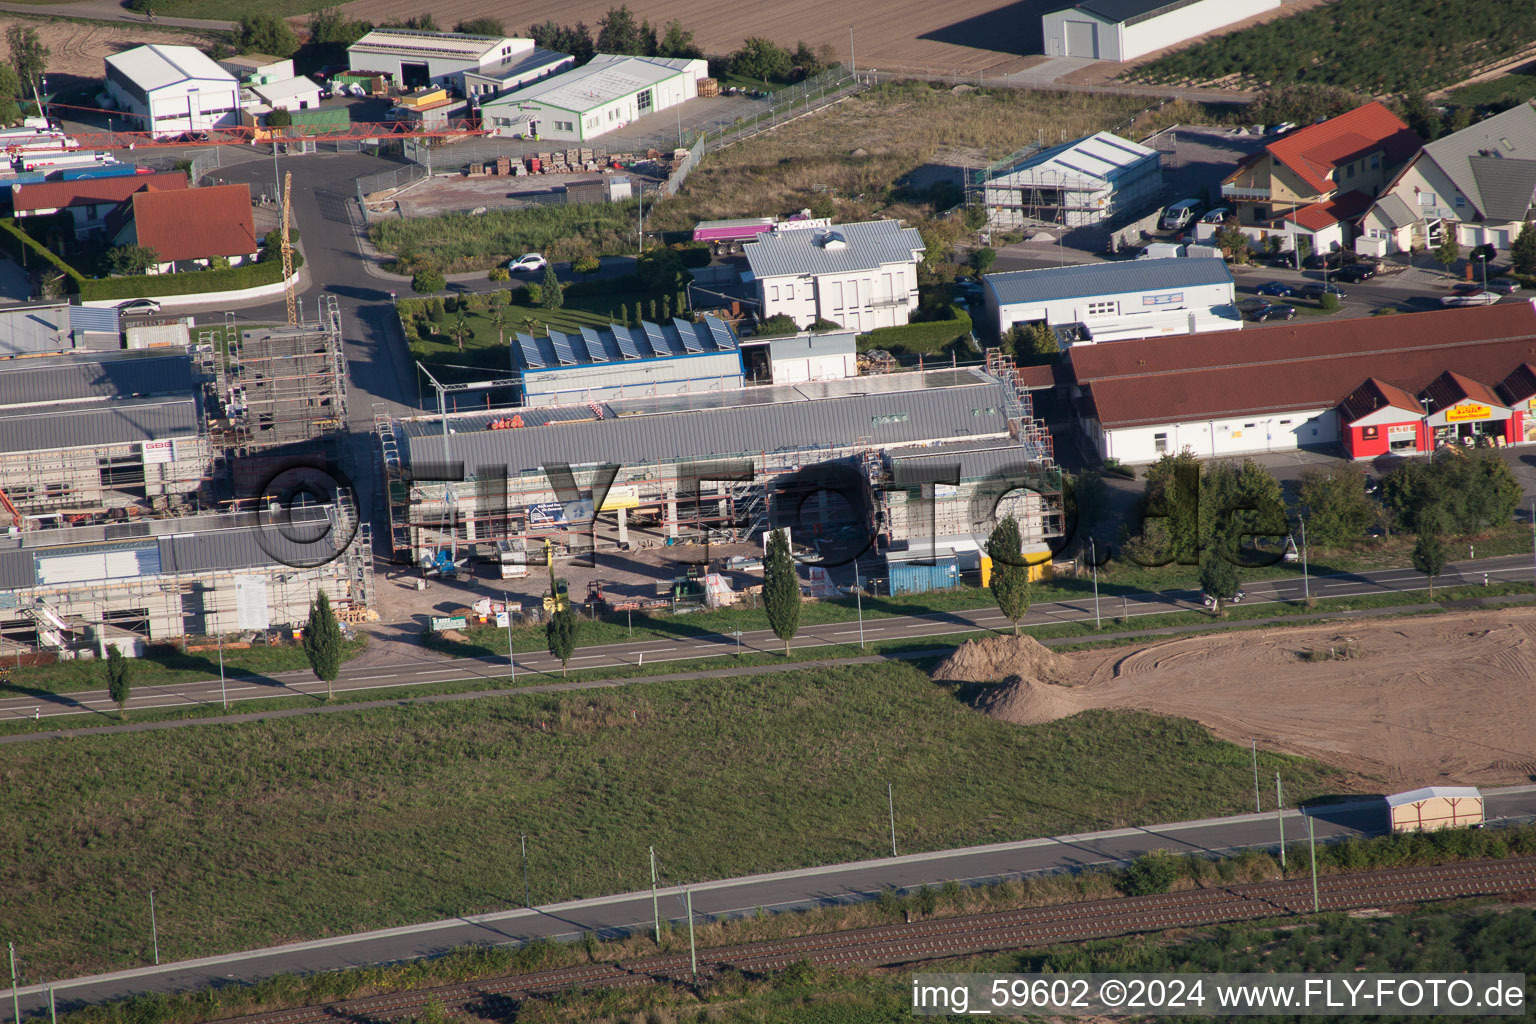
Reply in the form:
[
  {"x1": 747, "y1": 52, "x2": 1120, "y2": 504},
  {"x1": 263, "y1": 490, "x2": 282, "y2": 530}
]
[
  {"x1": 355, "y1": 162, "x2": 427, "y2": 203},
  {"x1": 684, "y1": 67, "x2": 865, "y2": 152}
]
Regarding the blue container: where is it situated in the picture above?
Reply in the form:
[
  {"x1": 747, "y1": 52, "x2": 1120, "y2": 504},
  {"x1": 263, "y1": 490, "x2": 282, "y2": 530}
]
[
  {"x1": 887, "y1": 557, "x2": 960, "y2": 596},
  {"x1": 56, "y1": 163, "x2": 138, "y2": 182}
]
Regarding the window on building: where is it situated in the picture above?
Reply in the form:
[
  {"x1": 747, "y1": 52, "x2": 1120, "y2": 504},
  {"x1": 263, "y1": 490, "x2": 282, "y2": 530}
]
[
  {"x1": 1244, "y1": 422, "x2": 1256, "y2": 429},
  {"x1": 1454, "y1": 195, "x2": 1466, "y2": 208},
  {"x1": 1418, "y1": 191, "x2": 1437, "y2": 206},
  {"x1": 769, "y1": 285, "x2": 780, "y2": 301},
  {"x1": 1086, "y1": 300, "x2": 1118, "y2": 317},
  {"x1": 1154, "y1": 432, "x2": 1168, "y2": 453},
  {"x1": 1279, "y1": 419, "x2": 1292, "y2": 425},
  {"x1": 1370, "y1": 154, "x2": 1380, "y2": 169},
  {"x1": 871, "y1": 412, "x2": 908, "y2": 426},
  {"x1": 637, "y1": 88, "x2": 653, "y2": 113},
  {"x1": 1345, "y1": 164, "x2": 1355, "y2": 179},
  {"x1": 785, "y1": 284, "x2": 794, "y2": 300}
]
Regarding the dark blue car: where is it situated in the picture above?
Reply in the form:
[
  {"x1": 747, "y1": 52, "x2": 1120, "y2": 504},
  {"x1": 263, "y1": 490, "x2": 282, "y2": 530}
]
[{"x1": 1255, "y1": 281, "x2": 1294, "y2": 297}]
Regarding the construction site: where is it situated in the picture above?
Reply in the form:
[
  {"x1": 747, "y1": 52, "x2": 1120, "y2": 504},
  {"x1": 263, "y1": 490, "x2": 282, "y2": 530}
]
[
  {"x1": 377, "y1": 352, "x2": 1060, "y2": 573},
  {"x1": 970, "y1": 131, "x2": 1165, "y2": 231}
]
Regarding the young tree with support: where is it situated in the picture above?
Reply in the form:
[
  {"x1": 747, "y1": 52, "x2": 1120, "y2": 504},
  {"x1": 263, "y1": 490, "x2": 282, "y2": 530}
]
[
  {"x1": 985, "y1": 515, "x2": 1032, "y2": 633},
  {"x1": 763, "y1": 528, "x2": 800, "y2": 655},
  {"x1": 545, "y1": 548, "x2": 577, "y2": 675},
  {"x1": 1411, "y1": 514, "x2": 1447, "y2": 597},
  {"x1": 303, "y1": 591, "x2": 343, "y2": 699},
  {"x1": 105, "y1": 645, "x2": 131, "y2": 718}
]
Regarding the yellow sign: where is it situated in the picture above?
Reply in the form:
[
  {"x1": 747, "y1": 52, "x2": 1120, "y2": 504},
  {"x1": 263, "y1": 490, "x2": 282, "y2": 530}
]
[
  {"x1": 1446, "y1": 403, "x2": 1492, "y2": 422},
  {"x1": 599, "y1": 484, "x2": 640, "y2": 511}
]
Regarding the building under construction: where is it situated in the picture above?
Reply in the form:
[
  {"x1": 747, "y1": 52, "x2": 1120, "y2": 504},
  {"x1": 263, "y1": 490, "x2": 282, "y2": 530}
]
[
  {"x1": 379, "y1": 362, "x2": 1060, "y2": 564},
  {"x1": 972, "y1": 131, "x2": 1163, "y2": 230},
  {"x1": 0, "y1": 502, "x2": 373, "y2": 651},
  {"x1": 0, "y1": 349, "x2": 212, "y2": 524}
]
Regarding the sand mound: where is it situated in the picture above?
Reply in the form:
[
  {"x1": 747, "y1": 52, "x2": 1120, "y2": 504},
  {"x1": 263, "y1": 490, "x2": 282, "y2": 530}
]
[
  {"x1": 931, "y1": 633, "x2": 1078, "y2": 686},
  {"x1": 974, "y1": 673, "x2": 1080, "y2": 725}
]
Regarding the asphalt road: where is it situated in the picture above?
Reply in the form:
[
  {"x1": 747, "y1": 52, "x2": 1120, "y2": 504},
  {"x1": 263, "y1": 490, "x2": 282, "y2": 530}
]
[
  {"x1": 14, "y1": 784, "x2": 1536, "y2": 1012},
  {"x1": 5, "y1": 552, "x2": 1532, "y2": 722}
]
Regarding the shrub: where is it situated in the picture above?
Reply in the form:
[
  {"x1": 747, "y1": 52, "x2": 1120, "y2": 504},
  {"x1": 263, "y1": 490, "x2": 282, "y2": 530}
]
[
  {"x1": 412, "y1": 269, "x2": 445, "y2": 294},
  {"x1": 1121, "y1": 850, "x2": 1180, "y2": 896},
  {"x1": 524, "y1": 282, "x2": 543, "y2": 306},
  {"x1": 809, "y1": 318, "x2": 843, "y2": 332},
  {"x1": 856, "y1": 305, "x2": 973, "y2": 358},
  {"x1": 572, "y1": 254, "x2": 601, "y2": 274},
  {"x1": 487, "y1": 267, "x2": 510, "y2": 283},
  {"x1": 753, "y1": 314, "x2": 800, "y2": 337},
  {"x1": 1319, "y1": 292, "x2": 1340, "y2": 311},
  {"x1": 265, "y1": 108, "x2": 292, "y2": 128},
  {"x1": 673, "y1": 243, "x2": 712, "y2": 268}
]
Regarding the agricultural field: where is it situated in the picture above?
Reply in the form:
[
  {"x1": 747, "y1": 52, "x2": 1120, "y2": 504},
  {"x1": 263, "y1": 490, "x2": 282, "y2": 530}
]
[
  {"x1": 0, "y1": 15, "x2": 215, "y2": 79},
  {"x1": 0, "y1": 661, "x2": 1347, "y2": 976},
  {"x1": 1126, "y1": 0, "x2": 1536, "y2": 94}
]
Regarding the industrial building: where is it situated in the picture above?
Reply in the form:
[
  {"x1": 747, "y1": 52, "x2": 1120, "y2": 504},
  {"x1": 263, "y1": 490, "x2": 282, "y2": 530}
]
[
  {"x1": 104, "y1": 45, "x2": 241, "y2": 136},
  {"x1": 982, "y1": 258, "x2": 1238, "y2": 344},
  {"x1": 976, "y1": 132, "x2": 1162, "y2": 230},
  {"x1": 382, "y1": 362, "x2": 1058, "y2": 564},
  {"x1": 482, "y1": 54, "x2": 710, "y2": 142},
  {"x1": 743, "y1": 219, "x2": 927, "y2": 332},
  {"x1": 0, "y1": 503, "x2": 372, "y2": 651},
  {"x1": 739, "y1": 331, "x2": 859, "y2": 385},
  {"x1": 218, "y1": 54, "x2": 294, "y2": 86},
  {"x1": 1042, "y1": 0, "x2": 1279, "y2": 60},
  {"x1": 0, "y1": 349, "x2": 211, "y2": 522},
  {"x1": 1386, "y1": 787, "x2": 1484, "y2": 833},
  {"x1": 1065, "y1": 301, "x2": 1536, "y2": 462},
  {"x1": 346, "y1": 29, "x2": 553, "y2": 93},
  {"x1": 512, "y1": 316, "x2": 742, "y2": 406},
  {"x1": 210, "y1": 305, "x2": 349, "y2": 453},
  {"x1": 463, "y1": 49, "x2": 575, "y2": 100}
]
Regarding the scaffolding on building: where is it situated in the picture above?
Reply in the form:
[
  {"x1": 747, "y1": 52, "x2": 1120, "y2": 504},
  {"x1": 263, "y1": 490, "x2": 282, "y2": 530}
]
[{"x1": 217, "y1": 297, "x2": 348, "y2": 453}]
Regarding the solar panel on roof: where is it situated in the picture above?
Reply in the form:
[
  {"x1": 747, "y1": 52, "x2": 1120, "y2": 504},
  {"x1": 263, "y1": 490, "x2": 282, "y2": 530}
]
[
  {"x1": 613, "y1": 325, "x2": 643, "y2": 360},
  {"x1": 678, "y1": 322, "x2": 704, "y2": 353},
  {"x1": 703, "y1": 318, "x2": 736, "y2": 350},
  {"x1": 577, "y1": 326, "x2": 605, "y2": 363},
  {"x1": 515, "y1": 333, "x2": 545, "y2": 369},
  {"x1": 547, "y1": 330, "x2": 580, "y2": 366},
  {"x1": 642, "y1": 321, "x2": 672, "y2": 357}
]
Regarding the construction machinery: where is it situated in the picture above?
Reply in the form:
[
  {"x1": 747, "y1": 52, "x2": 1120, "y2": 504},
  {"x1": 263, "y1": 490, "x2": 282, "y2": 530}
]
[
  {"x1": 281, "y1": 170, "x2": 296, "y2": 326},
  {"x1": 0, "y1": 485, "x2": 21, "y2": 532},
  {"x1": 584, "y1": 580, "x2": 667, "y2": 615},
  {"x1": 542, "y1": 542, "x2": 569, "y2": 614}
]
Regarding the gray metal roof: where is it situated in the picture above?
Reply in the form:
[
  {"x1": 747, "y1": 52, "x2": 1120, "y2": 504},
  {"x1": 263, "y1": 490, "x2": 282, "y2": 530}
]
[
  {"x1": 1468, "y1": 154, "x2": 1536, "y2": 222},
  {"x1": 515, "y1": 316, "x2": 737, "y2": 370},
  {"x1": 0, "y1": 350, "x2": 194, "y2": 409},
  {"x1": 1072, "y1": 0, "x2": 1200, "y2": 25},
  {"x1": 403, "y1": 372, "x2": 1010, "y2": 473},
  {"x1": 1420, "y1": 104, "x2": 1536, "y2": 221},
  {"x1": 0, "y1": 397, "x2": 198, "y2": 454},
  {"x1": 1370, "y1": 192, "x2": 1418, "y2": 231},
  {"x1": 984, "y1": 257, "x2": 1232, "y2": 306},
  {"x1": 886, "y1": 439, "x2": 1047, "y2": 483},
  {"x1": 743, "y1": 219, "x2": 926, "y2": 280},
  {"x1": 464, "y1": 47, "x2": 571, "y2": 84}
]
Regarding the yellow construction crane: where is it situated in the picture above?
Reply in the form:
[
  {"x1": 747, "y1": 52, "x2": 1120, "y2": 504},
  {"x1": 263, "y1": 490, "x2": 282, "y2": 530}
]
[{"x1": 281, "y1": 170, "x2": 297, "y2": 325}]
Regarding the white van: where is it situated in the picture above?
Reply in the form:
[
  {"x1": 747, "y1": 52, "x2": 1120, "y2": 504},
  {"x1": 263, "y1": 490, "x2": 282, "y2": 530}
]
[{"x1": 1161, "y1": 199, "x2": 1202, "y2": 231}]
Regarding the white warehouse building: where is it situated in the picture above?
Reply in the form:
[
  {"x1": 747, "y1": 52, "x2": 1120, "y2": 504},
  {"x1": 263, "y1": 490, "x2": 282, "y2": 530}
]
[
  {"x1": 982, "y1": 258, "x2": 1240, "y2": 346},
  {"x1": 483, "y1": 54, "x2": 709, "y2": 142},
  {"x1": 743, "y1": 220, "x2": 927, "y2": 333},
  {"x1": 104, "y1": 45, "x2": 241, "y2": 136},
  {"x1": 346, "y1": 29, "x2": 565, "y2": 94},
  {"x1": 981, "y1": 131, "x2": 1162, "y2": 229},
  {"x1": 1042, "y1": 0, "x2": 1281, "y2": 60}
]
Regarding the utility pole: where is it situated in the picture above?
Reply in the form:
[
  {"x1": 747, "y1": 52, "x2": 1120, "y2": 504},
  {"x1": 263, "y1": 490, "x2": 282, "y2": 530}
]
[
  {"x1": 1307, "y1": 813, "x2": 1319, "y2": 913},
  {"x1": 149, "y1": 889, "x2": 160, "y2": 965},
  {"x1": 505, "y1": 609, "x2": 515, "y2": 677},
  {"x1": 1300, "y1": 518, "x2": 1309, "y2": 602},
  {"x1": 650, "y1": 847, "x2": 661, "y2": 942},
  {"x1": 855, "y1": 562, "x2": 865, "y2": 649},
  {"x1": 9, "y1": 943, "x2": 19, "y2": 1024},
  {"x1": 47, "y1": 987, "x2": 55, "y2": 1024},
  {"x1": 1529, "y1": 498, "x2": 1534, "y2": 592},
  {"x1": 218, "y1": 633, "x2": 227, "y2": 710},
  {"x1": 1090, "y1": 538, "x2": 1101, "y2": 630},
  {"x1": 1275, "y1": 773, "x2": 1286, "y2": 870},
  {"x1": 849, "y1": 25, "x2": 856, "y2": 78},
  {"x1": 521, "y1": 834, "x2": 530, "y2": 907},
  {"x1": 887, "y1": 782, "x2": 897, "y2": 857},
  {"x1": 684, "y1": 888, "x2": 697, "y2": 978},
  {"x1": 1251, "y1": 739, "x2": 1260, "y2": 814}
]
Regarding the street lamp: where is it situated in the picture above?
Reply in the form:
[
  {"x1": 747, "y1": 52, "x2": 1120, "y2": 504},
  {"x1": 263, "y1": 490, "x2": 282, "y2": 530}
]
[{"x1": 1475, "y1": 251, "x2": 1488, "y2": 291}]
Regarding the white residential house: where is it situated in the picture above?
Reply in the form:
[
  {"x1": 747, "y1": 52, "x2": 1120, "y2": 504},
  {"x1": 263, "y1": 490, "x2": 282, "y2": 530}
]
[
  {"x1": 482, "y1": 54, "x2": 709, "y2": 142},
  {"x1": 347, "y1": 29, "x2": 556, "y2": 95},
  {"x1": 982, "y1": 258, "x2": 1240, "y2": 344},
  {"x1": 1361, "y1": 103, "x2": 1536, "y2": 255},
  {"x1": 743, "y1": 220, "x2": 927, "y2": 333},
  {"x1": 104, "y1": 45, "x2": 241, "y2": 136}
]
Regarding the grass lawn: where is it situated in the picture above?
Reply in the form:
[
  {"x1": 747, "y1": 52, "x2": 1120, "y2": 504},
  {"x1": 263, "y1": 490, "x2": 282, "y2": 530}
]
[{"x1": 2, "y1": 661, "x2": 1350, "y2": 976}]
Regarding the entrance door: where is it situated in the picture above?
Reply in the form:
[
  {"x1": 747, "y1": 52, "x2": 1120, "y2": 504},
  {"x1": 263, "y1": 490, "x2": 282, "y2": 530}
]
[
  {"x1": 401, "y1": 61, "x2": 430, "y2": 89},
  {"x1": 1065, "y1": 20, "x2": 1098, "y2": 57}
]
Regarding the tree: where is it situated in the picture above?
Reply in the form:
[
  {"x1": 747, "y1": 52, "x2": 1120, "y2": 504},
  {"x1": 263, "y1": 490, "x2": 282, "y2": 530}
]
[
  {"x1": 1411, "y1": 518, "x2": 1446, "y2": 598},
  {"x1": 968, "y1": 247, "x2": 996, "y2": 275},
  {"x1": 1198, "y1": 542, "x2": 1240, "y2": 616},
  {"x1": 986, "y1": 515, "x2": 1032, "y2": 633},
  {"x1": 808, "y1": 193, "x2": 835, "y2": 219},
  {"x1": 412, "y1": 269, "x2": 445, "y2": 294},
  {"x1": 656, "y1": 19, "x2": 702, "y2": 59},
  {"x1": 265, "y1": 108, "x2": 292, "y2": 128},
  {"x1": 0, "y1": 65, "x2": 23, "y2": 127},
  {"x1": 454, "y1": 17, "x2": 505, "y2": 35},
  {"x1": 596, "y1": 5, "x2": 643, "y2": 54},
  {"x1": 1216, "y1": 222, "x2": 1250, "y2": 262},
  {"x1": 1006, "y1": 322, "x2": 1059, "y2": 366},
  {"x1": 104, "y1": 244, "x2": 159, "y2": 276},
  {"x1": 106, "y1": 645, "x2": 132, "y2": 718},
  {"x1": 1434, "y1": 233, "x2": 1460, "y2": 273},
  {"x1": 540, "y1": 263, "x2": 563, "y2": 309},
  {"x1": 1296, "y1": 466, "x2": 1374, "y2": 548},
  {"x1": 1397, "y1": 93, "x2": 1441, "y2": 142},
  {"x1": 636, "y1": 246, "x2": 692, "y2": 295},
  {"x1": 6, "y1": 25, "x2": 47, "y2": 95},
  {"x1": 546, "y1": 607, "x2": 577, "y2": 676},
  {"x1": 1512, "y1": 222, "x2": 1536, "y2": 276},
  {"x1": 307, "y1": 7, "x2": 371, "y2": 47},
  {"x1": 763, "y1": 527, "x2": 800, "y2": 655},
  {"x1": 448, "y1": 315, "x2": 471, "y2": 352},
  {"x1": 1381, "y1": 449, "x2": 1521, "y2": 534},
  {"x1": 236, "y1": 14, "x2": 299, "y2": 58},
  {"x1": 731, "y1": 37, "x2": 792, "y2": 83},
  {"x1": 303, "y1": 591, "x2": 344, "y2": 699},
  {"x1": 790, "y1": 40, "x2": 824, "y2": 75},
  {"x1": 490, "y1": 308, "x2": 508, "y2": 349},
  {"x1": 384, "y1": 14, "x2": 438, "y2": 30}
]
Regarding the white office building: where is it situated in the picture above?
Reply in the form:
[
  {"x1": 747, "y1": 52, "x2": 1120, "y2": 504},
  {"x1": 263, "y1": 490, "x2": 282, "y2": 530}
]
[
  {"x1": 347, "y1": 29, "x2": 554, "y2": 94},
  {"x1": 104, "y1": 45, "x2": 241, "y2": 136},
  {"x1": 982, "y1": 258, "x2": 1240, "y2": 345},
  {"x1": 743, "y1": 220, "x2": 927, "y2": 333},
  {"x1": 482, "y1": 54, "x2": 709, "y2": 142}
]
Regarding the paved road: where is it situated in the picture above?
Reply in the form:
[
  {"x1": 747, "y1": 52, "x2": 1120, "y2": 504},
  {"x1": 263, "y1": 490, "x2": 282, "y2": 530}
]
[
  {"x1": 5, "y1": 552, "x2": 1531, "y2": 722},
  {"x1": 14, "y1": 784, "x2": 1536, "y2": 1012},
  {"x1": 0, "y1": 0, "x2": 232, "y2": 30}
]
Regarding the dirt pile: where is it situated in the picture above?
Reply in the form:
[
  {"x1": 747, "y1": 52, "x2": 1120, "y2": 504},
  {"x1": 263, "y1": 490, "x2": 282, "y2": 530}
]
[
  {"x1": 931, "y1": 634, "x2": 1079, "y2": 686},
  {"x1": 973, "y1": 673, "x2": 1080, "y2": 725}
]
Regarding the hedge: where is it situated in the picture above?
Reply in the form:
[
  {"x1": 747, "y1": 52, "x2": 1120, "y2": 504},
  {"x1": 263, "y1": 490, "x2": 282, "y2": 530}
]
[
  {"x1": 856, "y1": 305, "x2": 974, "y2": 357},
  {"x1": 0, "y1": 218, "x2": 86, "y2": 291}
]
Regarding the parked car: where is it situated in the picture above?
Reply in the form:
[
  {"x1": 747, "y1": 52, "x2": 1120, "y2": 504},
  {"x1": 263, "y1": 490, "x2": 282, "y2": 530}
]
[
  {"x1": 1298, "y1": 282, "x2": 1348, "y2": 300},
  {"x1": 1487, "y1": 277, "x2": 1522, "y2": 295},
  {"x1": 1161, "y1": 199, "x2": 1202, "y2": 231},
  {"x1": 1268, "y1": 122, "x2": 1297, "y2": 135},
  {"x1": 1450, "y1": 280, "x2": 1485, "y2": 295},
  {"x1": 1441, "y1": 291, "x2": 1501, "y2": 306},
  {"x1": 1199, "y1": 206, "x2": 1232, "y2": 224},
  {"x1": 1303, "y1": 251, "x2": 1345, "y2": 270},
  {"x1": 1335, "y1": 262, "x2": 1377, "y2": 283},
  {"x1": 116, "y1": 298, "x2": 162, "y2": 314},
  {"x1": 1269, "y1": 249, "x2": 1300, "y2": 269},
  {"x1": 1255, "y1": 280, "x2": 1295, "y2": 297},
  {"x1": 507, "y1": 252, "x2": 548, "y2": 273},
  {"x1": 1247, "y1": 303, "x2": 1296, "y2": 322}
]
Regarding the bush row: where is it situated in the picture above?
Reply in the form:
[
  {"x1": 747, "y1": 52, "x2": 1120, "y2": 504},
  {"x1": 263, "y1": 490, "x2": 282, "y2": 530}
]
[{"x1": 856, "y1": 305, "x2": 973, "y2": 356}]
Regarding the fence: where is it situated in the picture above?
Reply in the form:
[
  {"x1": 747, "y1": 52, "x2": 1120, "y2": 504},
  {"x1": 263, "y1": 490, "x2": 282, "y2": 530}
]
[
  {"x1": 681, "y1": 66, "x2": 866, "y2": 153},
  {"x1": 355, "y1": 162, "x2": 427, "y2": 204},
  {"x1": 661, "y1": 135, "x2": 707, "y2": 198},
  {"x1": 860, "y1": 65, "x2": 1256, "y2": 106}
]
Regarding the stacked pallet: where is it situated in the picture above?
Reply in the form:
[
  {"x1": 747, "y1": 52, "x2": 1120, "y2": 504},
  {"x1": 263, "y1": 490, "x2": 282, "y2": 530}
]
[{"x1": 697, "y1": 77, "x2": 719, "y2": 98}]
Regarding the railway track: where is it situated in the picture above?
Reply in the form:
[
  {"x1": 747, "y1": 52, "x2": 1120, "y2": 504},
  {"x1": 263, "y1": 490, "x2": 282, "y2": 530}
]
[{"x1": 225, "y1": 856, "x2": 1536, "y2": 1024}]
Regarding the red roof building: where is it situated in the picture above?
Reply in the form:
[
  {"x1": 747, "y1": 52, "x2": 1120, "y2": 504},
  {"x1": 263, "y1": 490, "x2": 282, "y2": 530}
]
[
  {"x1": 112, "y1": 183, "x2": 257, "y2": 267},
  {"x1": 10, "y1": 171, "x2": 188, "y2": 239}
]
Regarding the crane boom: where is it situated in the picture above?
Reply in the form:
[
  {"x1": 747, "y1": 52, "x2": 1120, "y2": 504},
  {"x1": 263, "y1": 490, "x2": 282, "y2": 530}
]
[{"x1": 281, "y1": 170, "x2": 296, "y2": 325}]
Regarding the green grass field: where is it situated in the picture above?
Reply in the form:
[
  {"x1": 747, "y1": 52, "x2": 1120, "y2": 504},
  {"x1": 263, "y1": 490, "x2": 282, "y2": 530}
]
[{"x1": 2, "y1": 661, "x2": 1348, "y2": 976}]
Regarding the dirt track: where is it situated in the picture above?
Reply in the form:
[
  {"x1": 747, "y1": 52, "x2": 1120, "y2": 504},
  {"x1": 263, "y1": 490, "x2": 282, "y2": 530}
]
[{"x1": 969, "y1": 610, "x2": 1536, "y2": 789}]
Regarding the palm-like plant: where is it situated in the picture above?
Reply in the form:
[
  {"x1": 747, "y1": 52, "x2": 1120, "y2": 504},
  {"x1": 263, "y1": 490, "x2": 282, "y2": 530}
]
[
  {"x1": 448, "y1": 315, "x2": 471, "y2": 353},
  {"x1": 490, "y1": 308, "x2": 508, "y2": 348}
]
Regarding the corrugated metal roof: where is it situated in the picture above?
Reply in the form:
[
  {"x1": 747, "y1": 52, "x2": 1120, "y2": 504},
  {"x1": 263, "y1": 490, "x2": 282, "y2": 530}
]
[
  {"x1": 348, "y1": 29, "x2": 513, "y2": 63},
  {"x1": 984, "y1": 258, "x2": 1232, "y2": 305},
  {"x1": 987, "y1": 131, "x2": 1157, "y2": 188},
  {"x1": 0, "y1": 351, "x2": 193, "y2": 408},
  {"x1": 886, "y1": 439, "x2": 1047, "y2": 482},
  {"x1": 487, "y1": 53, "x2": 702, "y2": 115},
  {"x1": 159, "y1": 511, "x2": 344, "y2": 573},
  {"x1": 1386, "y1": 786, "x2": 1481, "y2": 806},
  {"x1": 514, "y1": 315, "x2": 737, "y2": 369},
  {"x1": 1420, "y1": 104, "x2": 1536, "y2": 221},
  {"x1": 466, "y1": 48, "x2": 571, "y2": 85},
  {"x1": 403, "y1": 372, "x2": 1009, "y2": 472},
  {"x1": 743, "y1": 219, "x2": 926, "y2": 280},
  {"x1": 0, "y1": 398, "x2": 198, "y2": 454},
  {"x1": 106, "y1": 45, "x2": 236, "y2": 92}
]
